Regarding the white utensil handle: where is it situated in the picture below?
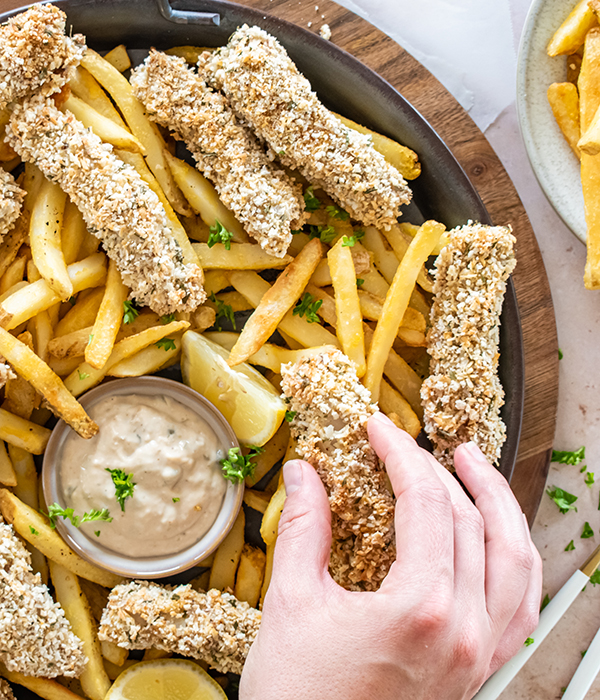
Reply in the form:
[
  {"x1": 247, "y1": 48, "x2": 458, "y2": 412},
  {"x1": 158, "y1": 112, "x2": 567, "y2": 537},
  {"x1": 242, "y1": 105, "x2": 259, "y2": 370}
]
[
  {"x1": 561, "y1": 622, "x2": 600, "y2": 700},
  {"x1": 474, "y1": 569, "x2": 589, "y2": 700}
]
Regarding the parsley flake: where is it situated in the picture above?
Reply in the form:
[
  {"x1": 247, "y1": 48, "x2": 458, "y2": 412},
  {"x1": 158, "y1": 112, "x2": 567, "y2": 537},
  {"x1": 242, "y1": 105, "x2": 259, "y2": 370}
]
[
  {"x1": 293, "y1": 293, "x2": 322, "y2": 324},
  {"x1": 161, "y1": 313, "x2": 176, "y2": 324},
  {"x1": 356, "y1": 278, "x2": 365, "y2": 287},
  {"x1": 172, "y1": 497, "x2": 180, "y2": 503},
  {"x1": 220, "y1": 446, "x2": 264, "y2": 483},
  {"x1": 123, "y1": 300, "x2": 139, "y2": 324},
  {"x1": 285, "y1": 410, "x2": 297, "y2": 422},
  {"x1": 590, "y1": 569, "x2": 600, "y2": 586},
  {"x1": 581, "y1": 521, "x2": 594, "y2": 539},
  {"x1": 325, "y1": 205, "x2": 349, "y2": 221},
  {"x1": 524, "y1": 637, "x2": 534, "y2": 647},
  {"x1": 541, "y1": 593, "x2": 550, "y2": 611},
  {"x1": 546, "y1": 486, "x2": 578, "y2": 513},
  {"x1": 29, "y1": 525, "x2": 39, "y2": 536},
  {"x1": 94, "y1": 530, "x2": 101, "y2": 537},
  {"x1": 307, "y1": 224, "x2": 337, "y2": 244},
  {"x1": 209, "y1": 292, "x2": 236, "y2": 331},
  {"x1": 155, "y1": 337, "x2": 176, "y2": 351},
  {"x1": 78, "y1": 369, "x2": 90, "y2": 381},
  {"x1": 558, "y1": 349, "x2": 563, "y2": 360},
  {"x1": 105, "y1": 468, "x2": 136, "y2": 512},
  {"x1": 68, "y1": 296, "x2": 76, "y2": 306},
  {"x1": 551, "y1": 446, "x2": 585, "y2": 465},
  {"x1": 342, "y1": 230, "x2": 365, "y2": 247},
  {"x1": 585, "y1": 472, "x2": 595, "y2": 488},
  {"x1": 43, "y1": 504, "x2": 112, "y2": 529},
  {"x1": 565, "y1": 540, "x2": 575, "y2": 551},
  {"x1": 303, "y1": 186, "x2": 321, "y2": 212},
  {"x1": 207, "y1": 220, "x2": 234, "y2": 250}
]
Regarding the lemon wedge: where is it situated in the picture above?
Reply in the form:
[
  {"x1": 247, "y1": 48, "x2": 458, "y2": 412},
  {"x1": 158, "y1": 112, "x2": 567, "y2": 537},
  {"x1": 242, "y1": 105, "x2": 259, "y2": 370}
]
[
  {"x1": 181, "y1": 330, "x2": 286, "y2": 446},
  {"x1": 105, "y1": 659, "x2": 227, "y2": 700}
]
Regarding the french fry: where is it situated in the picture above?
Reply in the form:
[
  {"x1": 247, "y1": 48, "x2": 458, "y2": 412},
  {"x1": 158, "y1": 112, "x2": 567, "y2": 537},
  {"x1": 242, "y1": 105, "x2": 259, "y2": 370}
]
[
  {"x1": 61, "y1": 200, "x2": 88, "y2": 266},
  {"x1": 204, "y1": 270, "x2": 231, "y2": 296},
  {"x1": 192, "y1": 242, "x2": 291, "y2": 270},
  {"x1": 64, "y1": 320, "x2": 189, "y2": 396},
  {"x1": 85, "y1": 260, "x2": 128, "y2": 369},
  {"x1": 108, "y1": 332, "x2": 183, "y2": 377},
  {"x1": 55, "y1": 288, "x2": 105, "y2": 337},
  {"x1": 30, "y1": 178, "x2": 72, "y2": 299},
  {"x1": 49, "y1": 326, "x2": 94, "y2": 359},
  {"x1": 328, "y1": 238, "x2": 365, "y2": 376},
  {"x1": 381, "y1": 224, "x2": 435, "y2": 293},
  {"x1": 547, "y1": 83, "x2": 581, "y2": 157},
  {"x1": 165, "y1": 45, "x2": 213, "y2": 63},
  {"x1": 142, "y1": 648, "x2": 172, "y2": 661},
  {"x1": 0, "y1": 490, "x2": 123, "y2": 588},
  {"x1": 245, "y1": 422, "x2": 289, "y2": 487},
  {"x1": 49, "y1": 355, "x2": 84, "y2": 378},
  {"x1": 309, "y1": 247, "x2": 371, "y2": 287},
  {"x1": 69, "y1": 66, "x2": 127, "y2": 125},
  {"x1": 103, "y1": 44, "x2": 132, "y2": 73},
  {"x1": 227, "y1": 239, "x2": 324, "y2": 365},
  {"x1": 214, "y1": 291, "x2": 253, "y2": 313},
  {"x1": 2, "y1": 336, "x2": 39, "y2": 420},
  {"x1": 0, "y1": 254, "x2": 26, "y2": 296},
  {"x1": 0, "y1": 442, "x2": 16, "y2": 487},
  {"x1": 0, "y1": 327, "x2": 98, "y2": 439},
  {"x1": 398, "y1": 221, "x2": 450, "y2": 256},
  {"x1": 165, "y1": 152, "x2": 248, "y2": 242},
  {"x1": 62, "y1": 94, "x2": 145, "y2": 154},
  {"x1": 0, "y1": 253, "x2": 107, "y2": 331},
  {"x1": 333, "y1": 112, "x2": 421, "y2": 180},
  {"x1": 104, "y1": 659, "x2": 137, "y2": 681},
  {"x1": 0, "y1": 214, "x2": 29, "y2": 280},
  {"x1": 81, "y1": 50, "x2": 191, "y2": 216},
  {"x1": 190, "y1": 305, "x2": 216, "y2": 333},
  {"x1": 8, "y1": 444, "x2": 38, "y2": 509},
  {"x1": 234, "y1": 544, "x2": 266, "y2": 608},
  {"x1": 0, "y1": 408, "x2": 51, "y2": 454},
  {"x1": 189, "y1": 570, "x2": 211, "y2": 592},
  {"x1": 208, "y1": 508, "x2": 245, "y2": 591},
  {"x1": 260, "y1": 483, "x2": 286, "y2": 546},
  {"x1": 100, "y1": 640, "x2": 128, "y2": 667},
  {"x1": 49, "y1": 561, "x2": 111, "y2": 700},
  {"x1": 547, "y1": 0, "x2": 597, "y2": 56},
  {"x1": 243, "y1": 489, "x2": 271, "y2": 514},
  {"x1": 379, "y1": 380, "x2": 421, "y2": 438},
  {"x1": 287, "y1": 231, "x2": 311, "y2": 257},
  {"x1": 0, "y1": 664, "x2": 85, "y2": 700},
  {"x1": 31, "y1": 310, "x2": 53, "y2": 363},
  {"x1": 359, "y1": 290, "x2": 426, "y2": 331},
  {"x1": 365, "y1": 221, "x2": 444, "y2": 401}
]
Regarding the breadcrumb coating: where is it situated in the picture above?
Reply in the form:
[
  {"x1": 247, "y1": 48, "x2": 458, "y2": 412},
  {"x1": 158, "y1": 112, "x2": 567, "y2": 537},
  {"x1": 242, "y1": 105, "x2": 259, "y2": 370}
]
[
  {"x1": 203, "y1": 25, "x2": 412, "y2": 229},
  {"x1": 280, "y1": 349, "x2": 395, "y2": 591},
  {"x1": 0, "y1": 517, "x2": 86, "y2": 678},
  {"x1": 421, "y1": 223, "x2": 516, "y2": 468},
  {"x1": 130, "y1": 50, "x2": 306, "y2": 258},
  {"x1": 98, "y1": 581, "x2": 261, "y2": 675},
  {"x1": 0, "y1": 168, "x2": 24, "y2": 243},
  {"x1": 7, "y1": 94, "x2": 206, "y2": 315},
  {"x1": 0, "y1": 680, "x2": 14, "y2": 700},
  {"x1": 0, "y1": 4, "x2": 85, "y2": 112}
]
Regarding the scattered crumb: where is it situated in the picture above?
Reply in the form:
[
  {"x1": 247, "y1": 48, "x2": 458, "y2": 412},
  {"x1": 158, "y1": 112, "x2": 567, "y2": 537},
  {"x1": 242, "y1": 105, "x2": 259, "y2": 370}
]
[
  {"x1": 320, "y1": 23, "x2": 331, "y2": 40},
  {"x1": 308, "y1": 21, "x2": 313, "y2": 27}
]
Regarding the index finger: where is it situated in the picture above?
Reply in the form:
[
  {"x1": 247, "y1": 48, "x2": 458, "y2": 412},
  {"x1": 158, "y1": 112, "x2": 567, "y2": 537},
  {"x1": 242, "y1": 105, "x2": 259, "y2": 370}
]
[{"x1": 367, "y1": 412, "x2": 454, "y2": 593}]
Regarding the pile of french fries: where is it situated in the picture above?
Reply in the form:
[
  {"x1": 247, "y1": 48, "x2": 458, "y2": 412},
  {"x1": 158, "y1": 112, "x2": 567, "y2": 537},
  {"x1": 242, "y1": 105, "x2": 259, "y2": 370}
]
[
  {"x1": 0, "y1": 40, "x2": 446, "y2": 698},
  {"x1": 546, "y1": 0, "x2": 600, "y2": 288}
]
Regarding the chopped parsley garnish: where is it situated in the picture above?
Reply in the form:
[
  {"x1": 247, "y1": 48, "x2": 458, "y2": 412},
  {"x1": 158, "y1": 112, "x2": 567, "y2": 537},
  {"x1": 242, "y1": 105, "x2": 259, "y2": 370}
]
[
  {"x1": 585, "y1": 472, "x2": 595, "y2": 488},
  {"x1": 293, "y1": 293, "x2": 322, "y2": 324},
  {"x1": 581, "y1": 521, "x2": 594, "y2": 539},
  {"x1": 541, "y1": 593, "x2": 550, "y2": 610},
  {"x1": 78, "y1": 369, "x2": 90, "y2": 381},
  {"x1": 105, "y1": 468, "x2": 136, "y2": 512},
  {"x1": 207, "y1": 220, "x2": 234, "y2": 250},
  {"x1": 565, "y1": 540, "x2": 575, "y2": 551},
  {"x1": 88, "y1": 334, "x2": 94, "y2": 345},
  {"x1": 285, "y1": 410, "x2": 296, "y2": 422},
  {"x1": 123, "y1": 300, "x2": 140, "y2": 324},
  {"x1": 524, "y1": 637, "x2": 534, "y2": 647},
  {"x1": 590, "y1": 569, "x2": 600, "y2": 586},
  {"x1": 303, "y1": 186, "x2": 321, "y2": 212},
  {"x1": 43, "y1": 504, "x2": 113, "y2": 529},
  {"x1": 161, "y1": 313, "x2": 176, "y2": 324},
  {"x1": 582, "y1": 650, "x2": 587, "y2": 658},
  {"x1": 558, "y1": 349, "x2": 563, "y2": 360},
  {"x1": 155, "y1": 337, "x2": 176, "y2": 351},
  {"x1": 29, "y1": 525, "x2": 39, "y2": 536},
  {"x1": 546, "y1": 486, "x2": 578, "y2": 513},
  {"x1": 68, "y1": 296, "x2": 76, "y2": 306},
  {"x1": 307, "y1": 224, "x2": 337, "y2": 244},
  {"x1": 342, "y1": 230, "x2": 365, "y2": 247},
  {"x1": 356, "y1": 278, "x2": 365, "y2": 287},
  {"x1": 94, "y1": 530, "x2": 101, "y2": 537},
  {"x1": 325, "y1": 204, "x2": 349, "y2": 221},
  {"x1": 172, "y1": 497, "x2": 180, "y2": 503},
  {"x1": 220, "y1": 446, "x2": 264, "y2": 483},
  {"x1": 551, "y1": 446, "x2": 585, "y2": 465},
  {"x1": 209, "y1": 292, "x2": 236, "y2": 331}
]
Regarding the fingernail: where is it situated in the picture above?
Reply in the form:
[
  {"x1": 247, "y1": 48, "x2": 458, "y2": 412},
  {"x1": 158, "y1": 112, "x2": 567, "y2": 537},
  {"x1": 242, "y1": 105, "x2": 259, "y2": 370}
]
[
  {"x1": 371, "y1": 412, "x2": 395, "y2": 427},
  {"x1": 283, "y1": 460, "x2": 303, "y2": 494},
  {"x1": 463, "y1": 441, "x2": 488, "y2": 462}
]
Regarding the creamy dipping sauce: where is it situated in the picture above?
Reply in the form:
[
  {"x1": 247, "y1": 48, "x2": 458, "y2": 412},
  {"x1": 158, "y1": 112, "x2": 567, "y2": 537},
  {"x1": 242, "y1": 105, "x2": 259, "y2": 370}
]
[{"x1": 58, "y1": 393, "x2": 227, "y2": 557}]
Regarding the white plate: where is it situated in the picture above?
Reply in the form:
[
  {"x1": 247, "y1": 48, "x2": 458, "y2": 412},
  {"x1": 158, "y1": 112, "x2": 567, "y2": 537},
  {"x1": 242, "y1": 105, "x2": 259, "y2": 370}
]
[{"x1": 517, "y1": 0, "x2": 586, "y2": 243}]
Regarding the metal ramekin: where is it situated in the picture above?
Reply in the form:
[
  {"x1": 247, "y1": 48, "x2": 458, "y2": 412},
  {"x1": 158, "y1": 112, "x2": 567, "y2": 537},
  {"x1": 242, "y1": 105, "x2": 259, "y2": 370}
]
[{"x1": 42, "y1": 376, "x2": 243, "y2": 578}]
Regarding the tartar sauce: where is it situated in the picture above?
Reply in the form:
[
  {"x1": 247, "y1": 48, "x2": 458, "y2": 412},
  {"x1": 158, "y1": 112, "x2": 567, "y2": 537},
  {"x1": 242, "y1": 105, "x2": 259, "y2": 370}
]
[{"x1": 58, "y1": 393, "x2": 227, "y2": 557}]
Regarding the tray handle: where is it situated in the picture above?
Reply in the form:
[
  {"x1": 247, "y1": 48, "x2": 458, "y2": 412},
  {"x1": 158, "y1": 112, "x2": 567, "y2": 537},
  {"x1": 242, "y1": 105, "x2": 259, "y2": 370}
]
[{"x1": 156, "y1": 0, "x2": 220, "y2": 25}]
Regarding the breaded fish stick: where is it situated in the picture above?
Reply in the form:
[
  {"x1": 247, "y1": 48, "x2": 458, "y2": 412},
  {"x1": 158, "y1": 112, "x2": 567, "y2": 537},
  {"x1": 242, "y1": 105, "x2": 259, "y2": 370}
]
[
  {"x1": 7, "y1": 95, "x2": 205, "y2": 315},
  {"x1": 421, "y1": 223, "x2": 516, "y2": 469},
  {"x1": 0, "y1": 4, "x2": 85, "y2": 111},
  {"x1": 0, "y1": 517, "x2": 86, "y2": 678},
  {"x1": 130, "y1": 50, "x2": 306, "y2": 258},
  {"x1": 98, "y1": 581, "x2": 261, "y2": 675},
  {"x1": 0, "y1": 680, "x2": 14, "y2": 700},
  {"x1": 0, "y1": 168, "x2": 24, "y2": 243},
  {"x1": 280, "y1": 348, "x2": 395, "y2": 591},
  {"x1": 203, "y1": 25, "x2": 412, "y2": 229}
]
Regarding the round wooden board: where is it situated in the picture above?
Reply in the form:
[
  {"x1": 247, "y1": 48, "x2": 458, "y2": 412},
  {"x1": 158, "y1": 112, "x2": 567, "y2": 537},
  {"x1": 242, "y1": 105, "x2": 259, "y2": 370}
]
[{"x1": 0, "y1": 0, "x2": 559, "y2": 522}]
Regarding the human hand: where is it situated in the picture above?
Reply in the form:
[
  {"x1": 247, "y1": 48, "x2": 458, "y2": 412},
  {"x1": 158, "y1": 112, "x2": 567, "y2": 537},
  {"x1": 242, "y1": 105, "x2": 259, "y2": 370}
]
[{"x1": 240, "y1": 412, "x2": 542, "y2": 700}]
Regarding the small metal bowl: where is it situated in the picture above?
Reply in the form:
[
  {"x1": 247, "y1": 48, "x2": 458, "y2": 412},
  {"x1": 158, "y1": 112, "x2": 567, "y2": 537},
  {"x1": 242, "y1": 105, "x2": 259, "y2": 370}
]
[{"x1": 42, "y1": 376, "x2": 243, "y2": 578}]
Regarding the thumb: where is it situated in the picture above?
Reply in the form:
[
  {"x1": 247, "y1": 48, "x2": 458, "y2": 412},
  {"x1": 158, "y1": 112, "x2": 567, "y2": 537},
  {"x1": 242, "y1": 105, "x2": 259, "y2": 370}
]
[{"x1": 270, "y1": 459, "x2": 332, "y2": 593}]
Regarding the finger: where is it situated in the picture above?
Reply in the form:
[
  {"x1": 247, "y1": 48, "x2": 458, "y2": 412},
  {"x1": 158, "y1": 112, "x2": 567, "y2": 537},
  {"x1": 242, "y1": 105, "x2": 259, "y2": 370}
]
[
  {"x1": 367, "y1": 412, "x2": 454, "y2": 592},
  {"x1": 270, "y1": 459, "x2": 334, "y2": 598},
  {"x1": 487, "y1": 524, "x2": 543, "y2": 674},
  {"x1": 454, "y1": 442, "x2": 535, "y2": 633}
]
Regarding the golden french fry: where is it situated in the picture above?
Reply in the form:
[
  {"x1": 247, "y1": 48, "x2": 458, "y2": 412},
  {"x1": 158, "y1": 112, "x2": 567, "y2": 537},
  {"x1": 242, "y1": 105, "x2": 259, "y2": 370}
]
[
  {"x1": 78, "y1": 579, "x2": 109, "y2": 623},
  {"x1": 165, "y1": 152, "x2": 248, "y2": 242},
  {"x1": 397, "y1": 327, "x2": 427, "y2": 346},
  {"x1": 0, "y1": 215, "x2": 29, "y2": 280},
  {"x1": 370, "y1": 336, "x2": 422, "y2": 418},
  {"x1": 0, "y1": 253, "x2": 107, "y2": 331},
  {"x1": 234, "y1": 544, "x2": 266, "y2": 608},
  {"x1": 2, "y1": 334, "x2": 39, "y2": 420},
  {"x1": 81, "y1": 50, "x2": 191, "y2": 216},
  {"x1": 204, "y1": 270, "x2": 231, "y2": 296},
  {"x1": 0, "y1": 254, "x2": 26, "y2": 296},
  {"x1": 208, "y1": 508, "x2": 245, "y2": 591},
  {"x1": 379, "y1": 380, "x2": 421, "y2": 438},
  {"x1": 61, "y1": 200, "x2": 88, "y2": 266},
  {"x1": 359, "y1": 290, "x2": 426, "y2": 331},
  {"x1": 260, "y1": 483, "x2": 286, "y2": 547},
  {"x1": 103, "y1": 44, "x2": 131, "y2": 72},
  {"x1": 104, "y1": 659, "x2": 137, "y2": 681},
  {"x1": 328, "y1": 238, "x2": 365, "y2": 376},
  {"x1": 108, "y1": 332, "x2": 182, "y2": 377},
  {"x1": 8, "y1": 444, "x2": 38, "y2": 509},
  {"x1": 48, "y1": 355, "x2": 84, "y2": 378},
  {"x1": 65, "y1": 320, "x2": 189, "y2": 396},
  {"x1": 0, "y1": 489, "x2": 123, "y2": 587},
  {"x1": 31, "y1": 309, "x2": 53, "y2": 364},
  {"x1": 0, "y1": 408, "x2": 51, "y2": 454},
  {"x1": 0, "y1": 442, "x2": 16, "y2": 487},
  {"x1": 309, "y1": 247, "x2": 371, "y2": 287},
  {"x1": 142, "y1": 648, "x2": 172, "y2": 661},
  {"x1": 188, "y1": 305, "x2": 216, "y2": 333},
  {"x1": 189, "y1": 570, "x2": 211, "y2": 592},
  {"x1": 100, "y1": 641, "x2": 128, "y2": 667},
  {"x1": 69, "y1": 66, "x2": 127, "y2": 125},
  {"x1": 0, "y1": 664, "x2": 84, "y2": 700},
  {"x1": 546, "y1": 83, "x2": 581, "y2": 157},
  {"x1": 55, "y1": 288, "x2": 104, "y2": 337},
  {"x1": 245, "y1": 422, "x2": 289, "y2": 487},
  {"x1": 365, "y1": 221, "x2": 444, "y2": 400},
  {"x1": 214, "y1": 291, "x2": 252, "y2": 313},
  {"x1": 398, "y1": 221, "x2": 450, "y2": 257},
  {"x1": 165, "y1": 45, "x2": 214, "y2": 63},
  {"x1": 333, "y1": 112, "x2": 421, "y2": 180},
  {"x1": 192, "y1": 242, "x2": 291, "y2": 270},
  {"x1": 228, "y1": 239, "x2": 324, "y2": 366},
  {"x1": 380, "y1": 224, "x2": 435, "y2": 293},
  {"x1": 49, "y1": 326, "x2": 94, "y2": 360},
  {"x1": 62, "y1": 94, "x2": 145, "y2": 154},
  {"x1": 85, "y1": 260, "x2": 129, "y2": 369},
  {"x1": 49, "y1": 561, "x2": 111, "y2": 700},
  {"x1": 30, "y1": 178, "x2": 71, "y2": 299},
  {"x1": 547, "y1": 0, "x2": 597, "y2": 56},
  {"x1": 0, "y1": 327, "x2": 97, "y2": 439},
  {"x1": 243, "y1": 489, "x2": 271, "y2": 514},
  {"x1": 260, "y1": 542, "x2": 275, "y2": 606}
]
